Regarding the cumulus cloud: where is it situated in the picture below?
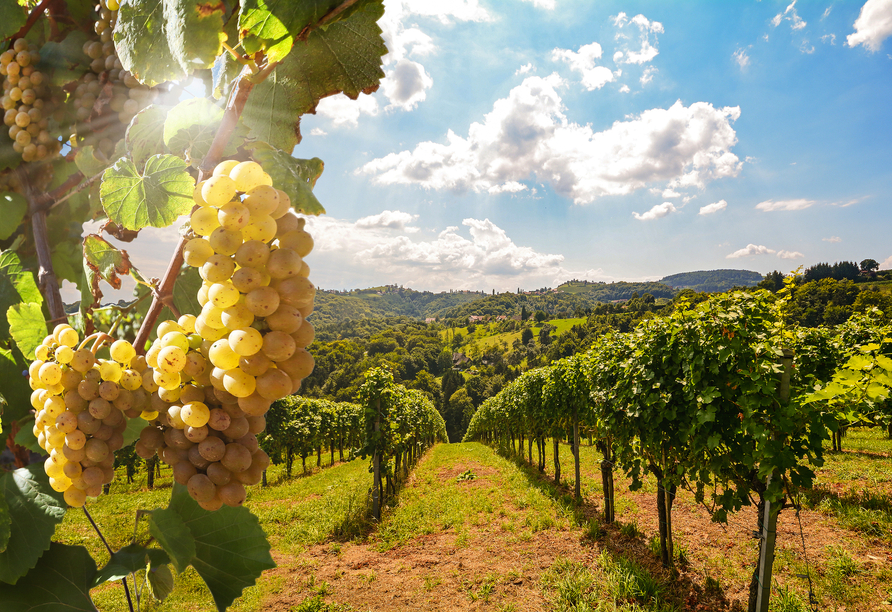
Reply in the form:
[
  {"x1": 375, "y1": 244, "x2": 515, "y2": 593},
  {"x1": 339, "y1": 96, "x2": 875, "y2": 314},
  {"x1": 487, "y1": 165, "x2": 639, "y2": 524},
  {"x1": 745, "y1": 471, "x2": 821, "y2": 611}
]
[
  {"x1": 847, "y1": 0, "x2": 892, "y2": 51},
  {"x1": 882, "y1": 255, "x2": 892, "y2": 270},
  {"x1": 639, "y1": 66, "x2": 656, "y2": 85},
  {"x1": 309, "y1": 127, "x2": 327, "y2": 136},
  {"x1": 398, "y1": 0, "x2": 492, "y2": 24},
  {"x1": 381, "y1": 59, "x2": 434, "y2": 111},
  {"x1": 755, "y1": 199, "x2": 814, "y2": 211},
  {"x1": 515, "y1": 63, "x2": 534, "y2": 75},
  {"x1": 612, "y1": 13, "x2": 664, "y2": 65},
  {"x1": 699, "y1": 200, "x2": 728, "y2": 215},
  {"x1": 727, "y1": 244, "x2": 776, "y2": 258},
  {"x1": 361, "y1": 75, "x2": 742, "y2": 204},
  {"x1": 619, "y1": 84, "x2": 630, "y2": 93},
  {"x1": 355, "y1": 210, "x2": 419, "y2": 230},
  {"x1": 733, "y1": 48, "x2": 750, "y2": 69},
  {"x1": 823, "y1": 236, "x2": 842, "y2": 243},
  {"x1": 773, "y1": 1, "x2": 807, "y2": 30},
  {"x1": 552, "y1": 43, "x2": 616, "y2": 90},
  {"x1": 633, "y1": 202, "x2": 676, "y2": 221},
  {"x1": 305, "y1": 215, "x2": 570, "y2": 290},
  {"x1": 314, "y1": 94, "x2": 379, "y2": 127},
  {"x1": 777, "y1": 250, "x2": 804, "y2": 259}
]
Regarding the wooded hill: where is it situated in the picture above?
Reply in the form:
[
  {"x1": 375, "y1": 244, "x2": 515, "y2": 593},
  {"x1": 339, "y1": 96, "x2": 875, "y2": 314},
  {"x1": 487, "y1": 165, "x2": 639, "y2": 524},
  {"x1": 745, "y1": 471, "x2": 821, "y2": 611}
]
[{"x1": 659, "y1": 269, "x2": 762, "y2": 292}]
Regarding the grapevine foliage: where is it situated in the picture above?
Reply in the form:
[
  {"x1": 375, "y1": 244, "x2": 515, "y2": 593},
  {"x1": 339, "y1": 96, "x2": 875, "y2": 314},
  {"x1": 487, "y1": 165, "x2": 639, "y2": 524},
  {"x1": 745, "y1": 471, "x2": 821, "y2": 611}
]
[{"x1": 0, "y1": 0, "x2": 389, "y2": 608}]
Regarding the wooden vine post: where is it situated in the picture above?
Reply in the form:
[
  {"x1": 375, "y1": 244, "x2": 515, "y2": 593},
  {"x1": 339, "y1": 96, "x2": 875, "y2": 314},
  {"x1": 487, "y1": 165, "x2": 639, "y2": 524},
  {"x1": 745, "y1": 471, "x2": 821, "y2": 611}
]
[
  {"x1": 372, "y1": 397, "x2": 382, "y2": 521},
  {"x1": 753, "y1": 348, "x2": 794, "y2": 612},
  {"x1": 573, "y1": 407, "x2": 581, "y2": 500}
]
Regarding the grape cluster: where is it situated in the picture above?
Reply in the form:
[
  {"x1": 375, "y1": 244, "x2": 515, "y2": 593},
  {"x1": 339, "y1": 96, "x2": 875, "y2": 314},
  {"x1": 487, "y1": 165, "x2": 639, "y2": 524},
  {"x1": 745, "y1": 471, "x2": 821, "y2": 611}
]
[
  {"x1": 0, "y1": 39, "x2": 63, "y2": 162},
  {"x1": 130, "y1": 159, "x2": 317, "y2": 509},
  {"x1": 71, "y1": 0, "x2": 160, "y2": 156},
  {"x1": 29, "y1": 325, "x2": 148, "y2": 507}
]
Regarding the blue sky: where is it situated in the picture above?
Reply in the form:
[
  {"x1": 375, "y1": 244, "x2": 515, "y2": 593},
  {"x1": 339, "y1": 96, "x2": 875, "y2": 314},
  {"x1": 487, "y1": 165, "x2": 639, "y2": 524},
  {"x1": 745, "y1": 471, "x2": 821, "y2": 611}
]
[{"x1": 77, "y1": 0, "x2": 892, "y2": 301}]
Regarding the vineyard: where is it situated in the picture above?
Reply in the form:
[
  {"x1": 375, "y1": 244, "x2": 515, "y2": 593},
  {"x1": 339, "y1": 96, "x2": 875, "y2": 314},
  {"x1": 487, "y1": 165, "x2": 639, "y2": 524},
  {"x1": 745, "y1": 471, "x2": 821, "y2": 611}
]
[{"x1": 0, "y1": 0, "x2": 890, "y2": 611}]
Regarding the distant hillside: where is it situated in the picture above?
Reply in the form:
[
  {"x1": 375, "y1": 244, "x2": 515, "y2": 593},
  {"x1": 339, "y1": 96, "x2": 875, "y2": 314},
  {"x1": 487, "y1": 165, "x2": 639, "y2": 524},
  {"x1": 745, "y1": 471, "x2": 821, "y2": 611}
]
[
  {"x1": 436, "y1": 292, "x2": 599, "y2": 320},
  {"x1": 659, "y1": 269, "x2": 762, "y2": 292},
  {"x1": 555, "y1": 280, "x2": 676, "y2": 300},
  {"x1": 308, "y1": 287, "x2": 487, "y2": 327}
]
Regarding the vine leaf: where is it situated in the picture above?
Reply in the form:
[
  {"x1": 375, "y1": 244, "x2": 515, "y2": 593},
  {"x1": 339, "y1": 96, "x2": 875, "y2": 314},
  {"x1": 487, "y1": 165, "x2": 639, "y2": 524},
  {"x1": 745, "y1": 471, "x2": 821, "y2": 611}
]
[
  {"x1": 0, "y1": 347, "x2": 30, "y2": 426},
  {"x1": 36, "y1": 31, "x2": 92, "y2": 86},
  {"x1": 126, "y1": 105, "x2": 171, "y2": 170},
  {"x1": 147, "y1": 561, "x2": 175, "y2": 601},
  {"x1": 0, "y1": 2, "x2": 27, "y2": 45},
  {"x1": 148, "y1": 507, "x2": 195, "y2": 574},
  {"x1": 83, "y1": 234, "x2": 137, "y2": 290},
  {"x1": 163, "y1": 98, "x2": 245, "y2": 165},
  {"x1": 92, "y1": 543, "x2": 170, "y2": 587},
  {"x1": 0, "y1": 543, "x2": 98, "y2": 611},
  {"x1": 0, "y1": 494, "x2": 9, "y2": 553},
  {"x1": 153, "y1": 483, "x2": 275, "y2": 612},
  {"x1": 113, "y1": 0, "x2": 227, "y2": 87},
  {"x1": 173, "y1": 265, "x2": 203, "y2": 320},
  {"x1": 238, "y1": 0, "x2": 380, "y2": 64},
  {"x1": 0, "y1": 193, "x2": 27, "y2": 240},
  {"x1": 245, "y1": 142, "x2": 325, "y2": 215},
  {"x1": 0, "y1": 464, "x2": 67, "y2": 585},
  {"x1": 7, "y1": 303, "x2": 46, "y2": 361},
  {"x1": 100, "y1": 155, "x2": 196, "y2": 231},
  {"x1": 0, "y1": 250, "x2": 42, "y2": 339},
  {"x1": 51, "y1": 239, "x2": 84, "y2": 285},
  {"x1": 240, "y1": 0, "x2": 386, "y2": 151}
]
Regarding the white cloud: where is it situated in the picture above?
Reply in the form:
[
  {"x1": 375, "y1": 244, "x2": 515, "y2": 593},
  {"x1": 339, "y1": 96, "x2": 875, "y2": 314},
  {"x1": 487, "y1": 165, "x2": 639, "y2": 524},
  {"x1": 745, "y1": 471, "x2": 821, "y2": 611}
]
[
  {"x1": 639, "y1": 66, "x2": 656, "y2": 85},
  {"x1": 552, "y1": 43, "x2": 615, "y2": 90},
  {"x1": 362, "y1": 75, "x2": 742, "y2": 204},
  {"x1": 309, "y1": 127, "x2": 327, "y2": 136},
  {"x1": 633, "y1": 202, "x2": 676, "y2": 220},
  {"x1": 881, "y1": 255, "x2": 892, "y2": 270},
  {"x1": 619, "y1": 84, "x2": 630, "y2": 93},
  {"x1": 397, "y1": 0, "x2": 492, "y2": 24},
  {"x1": 662, "y1": 188, "x2": 681, "y2": 198},
  {"x1": 847, "y1": 0, "x2": 892, "y2": 51},
  {"x1": 822, "y1": 7, "x2": 832, "y2": 20},
  {"x1": 733, "y1": 48, "x2": 750, "y2": 69},
  {"x1": 315, "y1": 94, "x2": 379, "y2": 127},
  {"x1": 381, "y1": 59, "x2": 434, "y2": 111},
  {"x1": 305, "y1": 215, "x2": 568, "y2": 290},
  {"x1": 515, "y1": 63, "x2": 534, "y2": 75},
  {"x1": 822, "y1": 33, "x2": 837, "y2": 44},
  {"x1": 355, "y1": 210, "x2": 419, "y2": 230},
  {"x1": 520, "y1": 0, "x2": 556, "y2": 8},
  {"x1": 487, "y1": 181, "x2": 528, "y2": 194},
  {"x1": 823, "y1": 236, "x2": 842, "y2": 242},
  {"x1": 777, "y1": 250, "x2": 804, "y2": 259},
  {"x1": 612, "y1": 12, "x2": 664, "y2": 65},
  {"x1": 699, "y1": 199, "x2": 728, "y2": 215},
  {"x1": 773, "y1": 1, "x2": 807, "y2": 30},
  {"x1": 727, "y1": 244, "x2": 776, "y2": 258},
  {"x1": 755, "y1": 198, "x2": 815, "y2": 211}
]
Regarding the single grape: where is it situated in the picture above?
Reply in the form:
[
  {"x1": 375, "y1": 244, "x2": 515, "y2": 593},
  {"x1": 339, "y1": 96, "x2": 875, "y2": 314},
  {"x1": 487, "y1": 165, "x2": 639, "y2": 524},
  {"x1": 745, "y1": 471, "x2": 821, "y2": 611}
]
[
  {"x1": 181, "y1": 401, "x2": 210, "y2": 427},
  {"x1": 208, "y1": 339, "x2": 239, "y2": 370},
  {"x1": 218, "y1": 201, "x2": 250, "y2": 231},
  {"x1": 208, "y1": 282, "x2": 240, "y2": 309},
  {"x1": 242, "y1": 216, "x2": 277, "y2": 243},
  {"x1": 243, "y1": 185, "x2": 279, "y2": 216},
  {"x1": 255, "y1": 368, "x2": 291, "y2": 400},
  {"x1": 221, "y1": 303, "x2": 255, "y2": 330},
  {"x1": 201, "y1": 175, "x2": 237, "y2": 207},
  {"x1": 229, "y1": 161, "x2": 270, "y2": 192},
  {"x1": 109, "y1": 340, "x2": 136, "y2": 365},
  {"x1": 157, "y1": 320, "x2": 184, "y2": 338},
  {"x1": 238, "y1": 352, "x2": 272, "y2": 377},
  {"x1": 200, "y1": 254, "x2": 235, "y2": 283},
  {"x1": 278, "y1": 227, "x2": 314, "y2": 258},
  {"x1": 292, "y1": 321, "x2": 315, "y2": 348},
  {"x1": 245, "y1": 286, "x2": 279, "y2": 317},
  {"x1": 208, "y1": 227, "x2": 243, "y2": 256},
  {"x1": 228, "y1": 328, "x2": 263, "y2": 357},
  {"x1": 191, "y1": 207, "x2": 221, "y2": 236},
  {"x1": 223, "y1": 369, "x2": 256, "y2": 398},
  {"x1": 267, "y1": 248, "x2": 303, "y2": 279},
  {"x1": 262, "y1": 331, "x2": 296, "y2": 362},
  {"x1": 183, "y1": 237, "x2": 214, "y2": 267},
  {"x1": 212, "y1": 159, "x2": 240, "y2": 177},
  {"x1": 218, "y1": 481, "x2": 247, "y2": 507},
  {"x1": 98, "y1": 360, "x2": 122, "y2": 382},
  {"x1": 231, "y1": 267, "x2": 264, "y2": 293},
  {"x1": 234, "y1": 240, "x2": 270, "y2": 269}
]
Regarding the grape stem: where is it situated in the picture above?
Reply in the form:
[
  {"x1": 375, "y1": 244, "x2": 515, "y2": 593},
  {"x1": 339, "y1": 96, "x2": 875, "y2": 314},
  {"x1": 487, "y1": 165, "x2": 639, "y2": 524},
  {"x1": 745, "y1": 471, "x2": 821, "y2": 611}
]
[
  {"x1": 295, "y1": 0, "x2": 364, "y2": 42},
  {"x1": 133, "y1": 69, "x2": 257, "y2": 353},
  {"x1": 90, "y1": 333, "x2": 116, "y2": 354},
  {"x1": 78, "y1": 332, "x2": 104, "y2": 351},
  {"x1": 83, "y1": 506, "x2": 136, "y2": 612},
  {"x1": 6, "y1": 0, "x2": 57, "y2": 49}
]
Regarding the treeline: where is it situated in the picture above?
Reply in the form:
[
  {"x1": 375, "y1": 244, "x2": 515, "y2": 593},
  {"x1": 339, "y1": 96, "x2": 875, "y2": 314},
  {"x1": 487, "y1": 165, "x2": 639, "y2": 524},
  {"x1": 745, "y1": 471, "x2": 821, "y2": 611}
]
[
  {"x1": 659, "y1": 269, "x2": 761, "y2": 292},
  {"x1": 557, "y1": 280, "x2": 676, "y2": 300},
  {"x1": 310, "y1": 288, "x2": 485, "y2": 326}
]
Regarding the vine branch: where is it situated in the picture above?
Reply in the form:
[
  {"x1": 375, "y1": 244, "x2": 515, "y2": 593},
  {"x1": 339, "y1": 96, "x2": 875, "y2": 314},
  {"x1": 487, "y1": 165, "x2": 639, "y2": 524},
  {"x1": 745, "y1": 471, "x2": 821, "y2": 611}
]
[
  {"x1": 133, "y1": 71, "x2": 257, "y2": 352},
  {"x1": 296, "y1": 0, "x2": 363, "y2": 42},
  {"x1": 83, "y1": 506, "x2": 135, "y2": 612}
]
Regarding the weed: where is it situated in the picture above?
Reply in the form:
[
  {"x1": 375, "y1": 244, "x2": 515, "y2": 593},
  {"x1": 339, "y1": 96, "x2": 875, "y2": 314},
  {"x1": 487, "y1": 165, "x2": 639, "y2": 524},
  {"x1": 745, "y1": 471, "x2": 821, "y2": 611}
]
[
  {"x1": 599, "y1": 550, "x2": 665, "y2": 606},
  {"x1": 583, "y1": 519, "x2": 606, "y2": 541},
  {"x1": 619, "y1": 519, "x2": 641, "y2": 538},
  {"x1": 769, "y1": 583, "x2": 808, "y2": 612},
  {"x1": 424, "y1": 576, "x2": 442, "y2": 591},
  {"x1": 358, "y1": 571, "x2": 376, "y2": 585},
  {"x1": 704, "y1": 574, "x2": 721, "y2": 594},
  {"x1": 541, "y1": 558, "x2": 597, "y2": 610},
  {"x1": 456, "y1": 469, "x2": 477, "y2": 482},
  {"x1": 497, "y1": 605, "x2": 518, "y2": 612},
  {"x1": 290, "y1": 595, "x2": 356, "y2": 612}
]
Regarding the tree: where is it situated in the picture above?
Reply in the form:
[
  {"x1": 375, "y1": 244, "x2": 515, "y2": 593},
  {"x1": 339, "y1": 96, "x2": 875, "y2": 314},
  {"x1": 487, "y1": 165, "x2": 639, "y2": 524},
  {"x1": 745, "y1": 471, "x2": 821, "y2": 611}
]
[
  {"x1": 521, "y1": 327, "x2": 534, "y2": 345},
  {"x1": 521, "y1": 305, "x2": 529, "y2": 321},
  {"x1": 861, "y1": 258, "x2": 880, "y2": 273},
  {"x1": 534, "y1": 310, "x2": 548, "y2": 323}
]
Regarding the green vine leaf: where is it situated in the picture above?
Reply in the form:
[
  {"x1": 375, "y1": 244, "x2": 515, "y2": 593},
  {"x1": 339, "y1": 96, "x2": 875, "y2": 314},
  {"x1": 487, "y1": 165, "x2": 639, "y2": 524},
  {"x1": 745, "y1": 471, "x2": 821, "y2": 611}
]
[
  {"x1": 0, "y1": 193, "x2": 27, "y2": 241},
  {"x1": 147, "y1": 561, "x2": 175, "y2": 601},
  {"x1": 0, "y1": 347, "x2": 30, "y2": 427},
  {"x1": 163, "y1": 98, "x2": 245, "y2": 165},
  {"x1": 113, "y1": 0, "x2": 227, "y2": 87},
  {"x1": 0, "y1": 250, "x2": 42, "y2": 339},
  {"x1": 0, "y1": 543, "x2": 98, "y2": 611},
  {"x1": 148, "y1": 507, "x2": 195, "y2": 574},
  {"x1": 126, "y1": 105, "x2": 172, "y2": 170},
  {"x1": 173, "y1": 265, "x2": 204, "y2": 321},
  {"x1": 37, "y1": 31, "x2": 92, "y2": 86},
  {"x1": 0, "y1": 1, "x2": 27, "y2": 44},
  {"x1": 0, "y1": 494, "x2": 9, "y2": 554},
  {"x1": 240, "y1": 0, "x2": 386, "y2": 151},
  {"x1": 100, "y1": 155, "x2": 196, "y2": 231},
  {"x1": 244, "y1": 142, "x2": 325, "y2": 215},
  {"x1": 239, "y1": 0, "x2": 380, "y2": 64},
  {"x1": 83, "y1": 234, "x2": 137, "y2": 290},
  {"x1": 0, "y1": 464, "x2": 67, "y2": 585},
  {"x1": 7, "y1": 303, "x2": 46, "y2": 361},
  {"x1": 159, "y1": 483, "x2": 275, "y2": 612},
  {"x1": 93, "y1": 543, "x2": 170, "y2": 587}
]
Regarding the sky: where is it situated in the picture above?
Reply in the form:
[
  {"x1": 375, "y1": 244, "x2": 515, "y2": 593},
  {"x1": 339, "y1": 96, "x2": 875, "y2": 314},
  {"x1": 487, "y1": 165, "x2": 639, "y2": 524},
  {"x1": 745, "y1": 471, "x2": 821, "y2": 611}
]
[{"x1": 72, "y1": 0, "x2": 892, "y2": 300}]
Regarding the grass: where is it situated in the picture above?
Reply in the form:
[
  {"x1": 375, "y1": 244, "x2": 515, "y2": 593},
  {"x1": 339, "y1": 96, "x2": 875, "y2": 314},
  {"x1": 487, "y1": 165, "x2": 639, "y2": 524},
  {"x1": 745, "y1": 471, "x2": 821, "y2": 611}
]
[
  {"x1": 55, "y1": 457, "x2": 374, "y2": 611},
  {"x1": 443, "y1": 317, "x2": 587, "y2": 354}
]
